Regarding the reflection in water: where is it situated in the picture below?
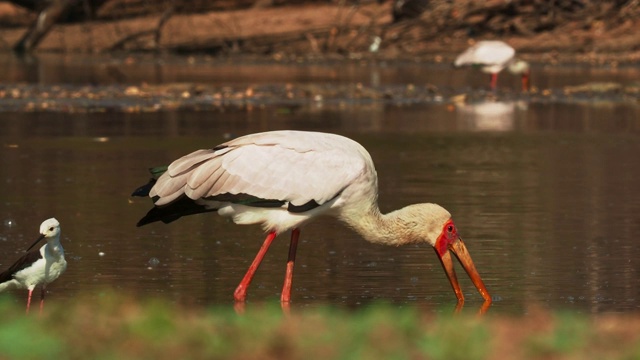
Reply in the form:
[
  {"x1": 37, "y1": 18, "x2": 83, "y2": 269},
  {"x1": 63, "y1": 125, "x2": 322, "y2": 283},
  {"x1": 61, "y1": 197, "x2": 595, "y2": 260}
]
[
  {"x1": 454, "y1": 99, "x2": 528, "y2": 132},
  {"x1": 1, "y1": 101, "x2": 638, "y2": 139}
]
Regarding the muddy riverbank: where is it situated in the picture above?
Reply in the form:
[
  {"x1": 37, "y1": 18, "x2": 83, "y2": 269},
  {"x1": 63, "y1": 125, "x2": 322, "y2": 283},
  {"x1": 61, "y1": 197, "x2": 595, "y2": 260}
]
[{"x1": 0, "y1": 1, "x2": 637, "y2": 65}]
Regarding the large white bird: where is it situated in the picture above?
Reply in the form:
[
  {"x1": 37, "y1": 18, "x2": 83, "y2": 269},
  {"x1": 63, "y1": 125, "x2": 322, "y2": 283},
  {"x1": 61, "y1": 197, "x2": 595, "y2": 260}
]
[
  {"x1": 0, "y1": 218, "x2": 67, "y2": 314},
  {"x1": 133, "y1": 131, "x2": 491, "y2": 305},
  {"x1": 454, "y1": 40, "x2": 530, "y2": 91}
]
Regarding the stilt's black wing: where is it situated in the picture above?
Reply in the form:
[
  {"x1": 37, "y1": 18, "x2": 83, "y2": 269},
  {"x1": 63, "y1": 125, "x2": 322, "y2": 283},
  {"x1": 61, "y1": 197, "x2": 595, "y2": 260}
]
[{"x1": 0, "y1": 250, "x2": 42, "y2": 283}]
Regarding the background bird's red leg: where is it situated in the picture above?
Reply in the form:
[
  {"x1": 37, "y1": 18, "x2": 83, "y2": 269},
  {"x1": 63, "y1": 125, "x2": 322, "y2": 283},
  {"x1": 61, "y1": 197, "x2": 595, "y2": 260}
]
[
  {"x1": 490, "y1": 73, "x2": 498, "y2": 90},
  {"x1": 234, "y1": 231, "x2": 277, "y2": 302},
  {"x1": 281, "y1": 228, "x2": 300, "y2": 303},
  {"x1": 521, "y1": 72, "x2": 530, "y2": 92}
]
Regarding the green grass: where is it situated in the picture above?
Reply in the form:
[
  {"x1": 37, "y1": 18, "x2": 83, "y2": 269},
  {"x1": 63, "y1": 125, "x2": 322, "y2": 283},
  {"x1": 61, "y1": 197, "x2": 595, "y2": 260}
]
[
  {"x1": 0, "y1": 293, "x2": 639, "y2": 360},
  {"x1": 527, "y1": 311, "x2": 589, "y2": 356}
]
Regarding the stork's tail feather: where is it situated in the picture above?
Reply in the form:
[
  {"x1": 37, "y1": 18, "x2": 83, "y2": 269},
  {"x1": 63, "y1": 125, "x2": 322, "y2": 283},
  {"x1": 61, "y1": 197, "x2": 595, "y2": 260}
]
[
  {"x1": 134, "y1": 165, "x2": 212, "y2": 226},
  {"x1": 131, "y1": 178, "x2": 155, "y2": 197},
  {"x1": 149, "y1": 166, "x2": 169, "y2": 179},
  {"x1": 131, "y1": 166, "x2": 168, "y2": 197},
  {"x1": 136, "y1": 195, "x2": 217, "y2": 227}
]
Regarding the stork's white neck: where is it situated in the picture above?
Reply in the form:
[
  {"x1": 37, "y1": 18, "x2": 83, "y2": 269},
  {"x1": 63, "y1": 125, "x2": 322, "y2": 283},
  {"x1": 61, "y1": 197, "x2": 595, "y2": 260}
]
[
  {"x1": 339, "y1": 202, "x2": 449, "y2": 248},
  {"x1": 340, "y1": 205, "x2": 405, "y2": 246}
]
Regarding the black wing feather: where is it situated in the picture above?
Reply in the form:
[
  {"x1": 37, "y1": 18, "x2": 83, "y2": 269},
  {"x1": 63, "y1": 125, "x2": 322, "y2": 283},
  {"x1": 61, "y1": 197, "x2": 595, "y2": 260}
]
[
  {"x1": 131, "y1": 166, "x2": 168, "y2": 197},
  {"x1": 136, "y1": 195, "x2": 217, "y2": 226},
  {"x1": 0, "y1": 250, "x2": 42, "y2": 283}
]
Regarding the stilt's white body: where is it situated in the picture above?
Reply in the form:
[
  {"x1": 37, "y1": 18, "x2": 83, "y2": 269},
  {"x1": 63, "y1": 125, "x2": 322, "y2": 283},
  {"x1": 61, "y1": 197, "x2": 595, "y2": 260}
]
[{"x1": 0, "y1": 242, "x2": 66, "y2": 292}]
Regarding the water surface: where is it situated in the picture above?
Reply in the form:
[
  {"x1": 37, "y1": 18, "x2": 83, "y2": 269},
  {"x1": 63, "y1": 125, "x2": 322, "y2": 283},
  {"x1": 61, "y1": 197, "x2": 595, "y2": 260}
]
[{"x1": 0, "y1": 55, "x2": 639, "y2": 315}]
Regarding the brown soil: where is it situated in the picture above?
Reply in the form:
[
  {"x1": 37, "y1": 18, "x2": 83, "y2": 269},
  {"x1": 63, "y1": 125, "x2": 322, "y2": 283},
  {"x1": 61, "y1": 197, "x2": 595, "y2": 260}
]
[{"x1": 0, "y1": 1, "x2": 638, "y2": 64}]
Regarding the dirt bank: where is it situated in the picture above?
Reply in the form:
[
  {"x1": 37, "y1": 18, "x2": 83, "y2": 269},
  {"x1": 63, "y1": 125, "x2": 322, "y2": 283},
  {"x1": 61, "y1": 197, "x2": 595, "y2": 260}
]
[{"x1": 0, "y1": 1, "x2": 638, "y2": 64}]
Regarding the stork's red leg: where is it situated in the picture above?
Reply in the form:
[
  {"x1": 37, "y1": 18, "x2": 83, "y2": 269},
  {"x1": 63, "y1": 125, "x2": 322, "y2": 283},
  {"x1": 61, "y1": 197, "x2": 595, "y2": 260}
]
[
  {"x1": 234, "y1": 231, "x2": 277, "y2": 302},
  {"x1": 281, "y1": 228, "x2": 300, "y2": 303}
]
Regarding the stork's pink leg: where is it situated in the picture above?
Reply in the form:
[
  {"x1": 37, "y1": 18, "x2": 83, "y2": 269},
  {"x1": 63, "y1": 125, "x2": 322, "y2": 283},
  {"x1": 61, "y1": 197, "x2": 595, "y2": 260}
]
[
  {"x1": 26, "y1": 288, "x2": 33, "y2": 314},
  {"x1": 490, "y1": 73, "x2": 498, "y2": 90},
  {"x1": 281, "y1": 228, "x2": 300, "y2": 303},
  {"x1": 234, "y1": 231, "x2": 277, "y2": 302}
]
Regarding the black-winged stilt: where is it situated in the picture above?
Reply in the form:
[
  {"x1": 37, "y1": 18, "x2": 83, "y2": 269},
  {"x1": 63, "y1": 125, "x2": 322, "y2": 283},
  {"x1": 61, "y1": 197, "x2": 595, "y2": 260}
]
[{"x1": 0, "y1": 218, "x2": 67, "y2": 314}]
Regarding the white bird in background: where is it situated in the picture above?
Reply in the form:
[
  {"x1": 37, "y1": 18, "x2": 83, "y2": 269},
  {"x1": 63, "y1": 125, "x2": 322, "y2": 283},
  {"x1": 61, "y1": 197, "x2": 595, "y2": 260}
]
[
  {"x1": 454, "y1": 40, "x2": 530, "y2": 91},
  {"x1": 133, "y1": 131, "x2": 491, "y2": 306},
  {"x1": 0, "y1": 218, "x2": 67, "y2": 314}
]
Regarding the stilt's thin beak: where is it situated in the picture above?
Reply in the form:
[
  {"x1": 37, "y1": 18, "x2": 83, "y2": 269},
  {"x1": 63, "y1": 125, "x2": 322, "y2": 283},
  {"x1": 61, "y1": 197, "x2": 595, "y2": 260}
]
[
  {"x1": 27, "y1": 234, "x2": 45, "y2": 251},
  {"x1": 436, "y1": 238, "x2": 492, "y2": 304}
]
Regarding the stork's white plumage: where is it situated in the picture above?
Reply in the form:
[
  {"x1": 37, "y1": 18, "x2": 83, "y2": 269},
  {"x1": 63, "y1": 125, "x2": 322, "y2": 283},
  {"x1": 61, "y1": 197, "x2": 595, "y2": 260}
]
[
  {"x1": 454, "y1": 40, "x2": 530, "y2": 90},
  {"x1": 133, "y1": 131, "x2": 491, "y2": 306},
  {"x1": 0, "y1": 218, "x2": 67, "y2": 314}
]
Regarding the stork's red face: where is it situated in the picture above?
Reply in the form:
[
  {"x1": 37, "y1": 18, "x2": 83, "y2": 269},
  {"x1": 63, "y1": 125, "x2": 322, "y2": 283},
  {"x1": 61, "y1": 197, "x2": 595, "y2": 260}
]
[
  {"x1": 435, "y1": 219, "x2": 459, "y2": 257},
  {"x1": 434, "y1": 219, "x2": 492, "y2": 304}
]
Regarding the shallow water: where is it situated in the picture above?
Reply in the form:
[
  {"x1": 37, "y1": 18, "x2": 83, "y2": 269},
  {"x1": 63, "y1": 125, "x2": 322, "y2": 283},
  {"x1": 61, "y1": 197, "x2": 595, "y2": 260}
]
[{"x1": 0, "y1": 54, "x2": 639, "y2": 315}]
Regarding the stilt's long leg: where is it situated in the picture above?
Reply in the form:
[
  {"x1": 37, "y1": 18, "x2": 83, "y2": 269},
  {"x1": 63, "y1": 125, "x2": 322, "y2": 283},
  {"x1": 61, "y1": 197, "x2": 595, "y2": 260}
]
[
  {"x1": 26, "y1": 288, "x2": 33, "y2": 314},
  {"x1": 281, "y1": 228, "x2": 300, "y2": 303},
  {"x1": 234, "y1": 231, "x2": 277, "y2": 302},
  {"x1": 39, "y1": 285, "x2": 46, "y2": 315}
]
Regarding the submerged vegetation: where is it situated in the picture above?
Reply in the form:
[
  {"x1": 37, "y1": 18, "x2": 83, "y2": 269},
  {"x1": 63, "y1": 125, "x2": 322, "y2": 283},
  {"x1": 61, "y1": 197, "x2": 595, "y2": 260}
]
[{"x1": 0, "y1": 293, "x2": 639, "y2": 359}]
